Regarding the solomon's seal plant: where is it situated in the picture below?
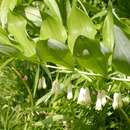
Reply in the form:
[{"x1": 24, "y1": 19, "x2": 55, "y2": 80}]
[{"x1": 0, "y1": 0, "x2": 130, "y2": 129}]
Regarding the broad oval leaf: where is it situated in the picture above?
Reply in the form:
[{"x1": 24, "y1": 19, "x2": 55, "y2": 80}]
[
  {"x1": 36, "y1": 39, "x2": 74, "y2": 68},
  {"x1": 0, "y1": 26, "x2": 21, "y2": 51},
  {"x1": 40, "y1": 16, "x2": 67, "y2": 43},
  {"x1": 73, "y1": 36, "x2": 108, "y2": 74},
  {"x1": 113, "y1": 25, "x2": 130, "y2": 75},
  {"x1": 8, "y1": 12, "x2": 36, "y2": 57},
  {"x1": 67, "y1": 7, "x2": 97, "y2": 52}
]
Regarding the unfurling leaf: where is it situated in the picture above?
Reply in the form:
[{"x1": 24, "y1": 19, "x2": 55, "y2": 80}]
[{"x1": 102, "y1": 8, "x2": 114, "y2": 52}]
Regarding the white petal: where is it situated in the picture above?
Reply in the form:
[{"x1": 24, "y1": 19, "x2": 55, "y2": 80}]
[
  {"x1": 101, "y1": 96, "x2": 107, "y2": 106},
  {"x1": 67, "y1": 93, "x2": 73, "y2": 100},
  {"x1": 67, "y1": 85, "x2": 73, "y2": 100},
  {"x1": 95, "y1": 91, "x2": 102, "y2": 111},
  {"x1": 101, "y1": 90, "x2": 107, "y2": 106},
  {"x1": 77, "y1": 88, "x2": 86, "y2": 104},
  {"x1": 96, "y1": 98, "x2": 102, "y2": 111},
  {"x1": 52, "y1": 80, "x2": 61, "y2": 94},
  {"x1": 77, "y1": 87, "x2": 91, "y2": 105},
  {"x1": 112, "y1": 101, "x2": 118, "y2": 110},
  {"x1": 85, "y1": 87, "x2": 91, "y2": 104},
  {"x1": 41, "y1": 77, "x2": 47, "y2": 89},
  {"x1": 112, "y1": 93, "x2": 123, "y2": 110}
]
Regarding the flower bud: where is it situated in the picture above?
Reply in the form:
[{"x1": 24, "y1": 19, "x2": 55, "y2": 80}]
[
  {"x1": 38, "y1": 77, "x2": 47, "y2": 90},
  {"x1": 77, "y1": 87, "x2": 91, "y2": 105},
  {"x1": 41, "y1": 77, "x2": 47, "y2": 89},
  {"x1": 112, "y1": 93, "x2": 123, "y2": 110},
  {"x1": 38, "y1": 78, "x2": 42, "y2": 90},
  {"x1": 67, "y1": 85, "x2": 73, "y2": 100}
]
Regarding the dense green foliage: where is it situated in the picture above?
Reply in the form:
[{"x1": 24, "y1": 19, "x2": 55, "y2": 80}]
[{"x1": 0, "y1": 0, "x2": 130, "y2": 130}]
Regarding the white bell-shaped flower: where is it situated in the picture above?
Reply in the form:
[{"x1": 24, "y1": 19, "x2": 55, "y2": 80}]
[
  {"x1": 112, "y1": 93, "x2": 123, "y2": 110},
  {"x1": 95, "y1": 90, "x2": 107, "y2": 111},
  {"x1": 67, "y1": 85, "x2": 73, "y2": 100},
  {"x1": 77, "y1": 87, "x2": 91, "y2": 105},
  {"x1": 52, "y1": 80, "x2": 61, "y2": 94}
]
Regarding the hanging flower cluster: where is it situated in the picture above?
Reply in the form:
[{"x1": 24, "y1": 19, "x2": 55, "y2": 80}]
[
  {"x1": 51, "y1": 80, "x2": 124, "y2": 111},
  {"x1": 76, "y1": 88, "x2": 123, "y2": 111},
  {"x1": 65, "y1": 86, "x2": 123, "y2": 111}
]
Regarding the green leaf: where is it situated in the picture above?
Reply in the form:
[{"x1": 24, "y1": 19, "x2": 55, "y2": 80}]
[
  {"x1": 114, "y1": 12, "x2": 130, "y2": 38},
  {"x1": 113, "y1": 26, "x2": 130, "y2": 75},
  {"x1": 0, "y1": 58, "x2": 14, "y2": 71},
  {"x1": 115, "y1": 17, "x2": 130, "y2": 38},
  {"x1": 0, "y1": 44, "x2": 20, "y2": 56},
  {"x1": 25, "y1": 6, "x2": 42, "y2": 27},
  {"x1": 8, "y1": 12, "x2": 36, "y2": 57},
  {"x1": 67, "y1": 7, "x2": 97, "y2": 52},
  {"x1": 33, "y1": 65, "x2": 40, "y2": 98},
  {"x1": 40, "y1": 16, "x2": 67, "y2": 42},
  {"x1": 34, "y1": 114, "x2": 64, "y2": 127},
  {"x1": 73, "y1": 36, "x2": 108, "y2": 74},
  {"x1": 36, "y1": 91, "x2": 52, "y2": 106},
  {"x1": 66, "y1": 0, "x2": 71, "y2": 18},
  {"x1": 0, "y1": 26, "x2": 24, "y2": 54},
  {"x1": 36, "y1": 39, "x2": 74, "y2": 68},
  {"x1": 120, "y1": 18, "x2": 130, "y2": 37},
  {"x1": 0, "y1": 26, "x2": 12, "y2": 45},
  {"x1": 102, "y1": 8, "x2": 114, "y2": 52},
  {"x1": 0, "y1": 0, "x2": 17, "y2": 28},
  {"x1": 41, "y1": 64, "x2": 52, "y2": 82},
  {"x1": 44, "y1": 0, "x2": 62, "y2": 22},
  {"x1": 40, "y1": 0, "x2": 67, "y2": 43}
]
